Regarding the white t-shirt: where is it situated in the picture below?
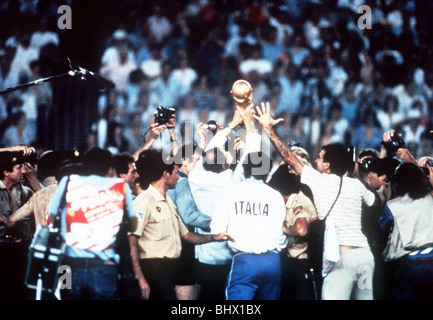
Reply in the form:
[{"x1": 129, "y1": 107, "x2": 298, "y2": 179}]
[
  {"x1": 301, "y1": 166, "x2": 376, "y2": 248},
  {"x1": 211, "y1": 178, "x2": 287, "y2": 254}
]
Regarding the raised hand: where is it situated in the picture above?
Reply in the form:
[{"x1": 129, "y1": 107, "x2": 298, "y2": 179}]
[
  {"x1": 253, "y1": 102, "x2": 284, "y2": 132},
  {"x1": 149, "y1": 123, "x2": 167, "y2": 140}
]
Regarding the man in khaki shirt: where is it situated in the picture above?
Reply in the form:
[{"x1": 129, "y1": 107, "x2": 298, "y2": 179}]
[
  {"x1": 267, "y1": 163, "x2": 318, "y2": 300},
  {"x1": 128, "y1": 149, "x2": 233, "y2": 300}
]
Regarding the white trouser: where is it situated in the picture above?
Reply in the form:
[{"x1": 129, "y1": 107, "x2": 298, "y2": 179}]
[{"x1": 321, "y1": 247, "x2": 375, "y2": 300}]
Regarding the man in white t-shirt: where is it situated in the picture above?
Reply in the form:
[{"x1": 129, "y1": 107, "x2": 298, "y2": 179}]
[
  {"x1": 254, "y1": 102, "x2": 384, "y2": 300},
  {"x1": 211, "y1": 151, "x2": 287, "y2": 300},
  {"x1": 188, "y1": 105, "x2": 261, "y2": 300}
]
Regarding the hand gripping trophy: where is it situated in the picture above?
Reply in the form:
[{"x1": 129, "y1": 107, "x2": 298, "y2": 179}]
[{"x1": 230, "y1": 79, "x2": 253, "y2": 110}]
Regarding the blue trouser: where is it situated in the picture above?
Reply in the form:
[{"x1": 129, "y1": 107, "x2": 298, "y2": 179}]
[
  {"x1": 393, "y1": 257, "x2": 433, "y2": 300},
  {"x1": 226, "y1": 251, "x2": 281, "y2": 300},
  {"x1": 61, "y1": 257, "x2": 118, "y2": 300}
]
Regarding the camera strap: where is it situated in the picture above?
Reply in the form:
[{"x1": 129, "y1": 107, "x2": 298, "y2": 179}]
[
  {"x1": 52, "y1": 176, "x2": 70, "y2": 232},
  {"x1": 323, "y1": 177, "x2": 343, "y2": 221}
]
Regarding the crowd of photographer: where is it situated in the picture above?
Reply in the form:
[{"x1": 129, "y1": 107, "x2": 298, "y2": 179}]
[
  {"x1": 0, "y1": 97, "x2": 431, "y2": 300},
  {"x1": 0, "y1": 0, "x2": 432, "y2": 301},
  {"x1": 1, "y1": 1, "x2": 433, "y2": 162}
]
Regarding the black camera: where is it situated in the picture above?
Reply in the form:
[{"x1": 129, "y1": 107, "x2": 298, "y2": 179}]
[
  {"x1": 381, "y1": 134, "x2": 406, "y2": 157},
  {"x1": 206, "y1": 120, "x2": 219, "y2": 133},
  {"x1": 359, "y1": 157, "x2": 373, "y2": 173},
  {"x1": 25, "y1": 225, "x2": 66, "y2": 293},
  {"x1": 154, "y1": 106, "x2": 175, "y2": 125}
]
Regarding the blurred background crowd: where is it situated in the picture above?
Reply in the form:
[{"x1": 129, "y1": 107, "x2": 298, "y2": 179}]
[{"x1": 0, "y1": 0, "x2": 432, "y2": 161}]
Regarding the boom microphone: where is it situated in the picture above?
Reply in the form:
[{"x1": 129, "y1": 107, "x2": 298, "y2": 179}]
[{"x1": 68, "y1": 58, "x2": 115, "y2": 91}]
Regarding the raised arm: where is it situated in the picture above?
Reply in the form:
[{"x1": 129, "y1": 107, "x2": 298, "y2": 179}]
[
  {"x1": 133, "y1": 123, "x2": 167, "y2": 161},
  {"x1": 380, "y1": 129, "x2": 417, "y2": 164},
  {"x1": 166, "y1": 114, "x2": 180, "y2": 157},
  {"x1": 253, "y1": 102, "x2": 304, "y2": 175}
]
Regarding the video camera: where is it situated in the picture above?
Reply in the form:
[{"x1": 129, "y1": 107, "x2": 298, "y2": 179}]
[
  {"x1": 25, "y1": 224, "x2": 66, "y2": 293},
  {"x1": 154, "y1": 106, "x2": 176, "y2": 125},
  {"x1": 381, "y1": 134, "x2": 406, "y2": 157},
  {"x1": 358, "y1": 157, "x2": 374, "y2": 173}
]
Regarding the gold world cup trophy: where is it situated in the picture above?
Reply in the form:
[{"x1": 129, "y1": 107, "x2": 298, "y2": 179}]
[{"x1": 230, "y1": 79, "x2": 253, "y2": 110}]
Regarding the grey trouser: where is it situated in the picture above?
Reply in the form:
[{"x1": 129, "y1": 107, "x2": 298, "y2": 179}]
[{"x1": 321, "y1": 247, "x2": 374, "y2": 300}]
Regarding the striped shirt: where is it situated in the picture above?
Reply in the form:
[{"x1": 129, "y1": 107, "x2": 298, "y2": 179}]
[{"x1": 301, "y1": 166, "x2": 375, "y2": 248}]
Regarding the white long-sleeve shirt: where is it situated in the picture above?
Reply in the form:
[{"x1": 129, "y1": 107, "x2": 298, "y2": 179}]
[
  {"x1": 188, "y1": 130, "x2": 262, "y2": 264},
  {"x1": 211, "y1": 178, "x2": 287, "y2": 254}
]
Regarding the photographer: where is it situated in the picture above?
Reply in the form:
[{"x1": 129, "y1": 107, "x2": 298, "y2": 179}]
[
  {"x1": 379, "y1": 163, "x2": 433, "y2": 299},
  {"x1": 254, "y1": 102, "x2": 385, "y2": 300},
  {"x1": 133, "y1": 106, "x2": 179, "y2": 160},
  {"x1": 357, "y1": 155, "x2": 400, "y2": 300},
  {"x1": 418, "y1": 156, "x2": 433, "y2": 188},
  {"x1": 0, "y1": 148, "x2": 36, "y2": 299}
]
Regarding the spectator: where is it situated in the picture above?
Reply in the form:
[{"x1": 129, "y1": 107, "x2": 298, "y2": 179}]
[
  {"x1": 29, "y1": 15, "x2": 59, "y2": 51},
  {"x1": 146, "y1": 6, "x2": 172, "y2": 44},
  {"x1": 379, "y1": 162, "x2": 433, "y2": 300},
  {"x1": 277, "y1": 65, "x2": 304, "y2": 115},
  {"x1": 148, "y1": 61, "x2": 182, "y2": 110},
  {"x1": 170, "y1": 56, "x2": 198, "y2": 97},
  {"x1": 376, "y1": 94, "x2": 404, "y2": 133},
  {"x1": 239, "y1": 44, "x2": 272, "y2": 79},
  {"x1": 1, "y1": 111, "x2": 35, "y2": 147},
  {"x1": 99, "y1": 46, "x2": 138, "y2": 94},
  {"x1": 101, "y1": 29, "x2": 135, "y2": 66},
  {"x1": 140, "y1": 43, "x2": 164, "y2": 81},
  {"x1": 288, "y1": 34, "x2": 311, "y2": 68},
  {"x1": 351, "y1": 109, "x2": 383, "y2": 151}
]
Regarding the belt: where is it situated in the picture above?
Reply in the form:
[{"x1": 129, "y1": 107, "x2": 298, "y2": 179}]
[{"x1": 407, "y1": 247, "x2": 433, "y2": 260}]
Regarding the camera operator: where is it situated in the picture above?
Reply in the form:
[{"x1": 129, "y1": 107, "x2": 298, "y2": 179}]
[
  {"x1": 133, "y1": 106, "x2": 179, "y2": 160},
  {"x1": 0, "y1": 148, "x2": 36, "y2": 299},
  {"x1": 379, "y1": 163, "x2": 433, "y2": 299},
  {"x1": 357, "y1": 154, "x2": 400, "y2": 300}
]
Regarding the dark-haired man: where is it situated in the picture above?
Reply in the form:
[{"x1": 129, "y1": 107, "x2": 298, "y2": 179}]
[
  {"x1": 0, "y1": 150, "x2": 35, "y2": 299},
  {"x1": 46, "y1": 147, "x2": 138, "y2": 300},
  {"x1": 112, "y1": 152, "x2": 139, "y2": 195},
  {"x1": 254, "y1": 102, "x2": 384, "y2": 300},
  {"x1": 188, "y1": 105, "x2": 261, "y2": 300},
  {"x1": 211, "y1": 151, "x2": 287, "y2": 300},
  {"x1": 128, "y1": 149, "x2": 233, "y2": 300},
  {"x1": 167, "y1": 143, "x2": 210, "y2": 300}
]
